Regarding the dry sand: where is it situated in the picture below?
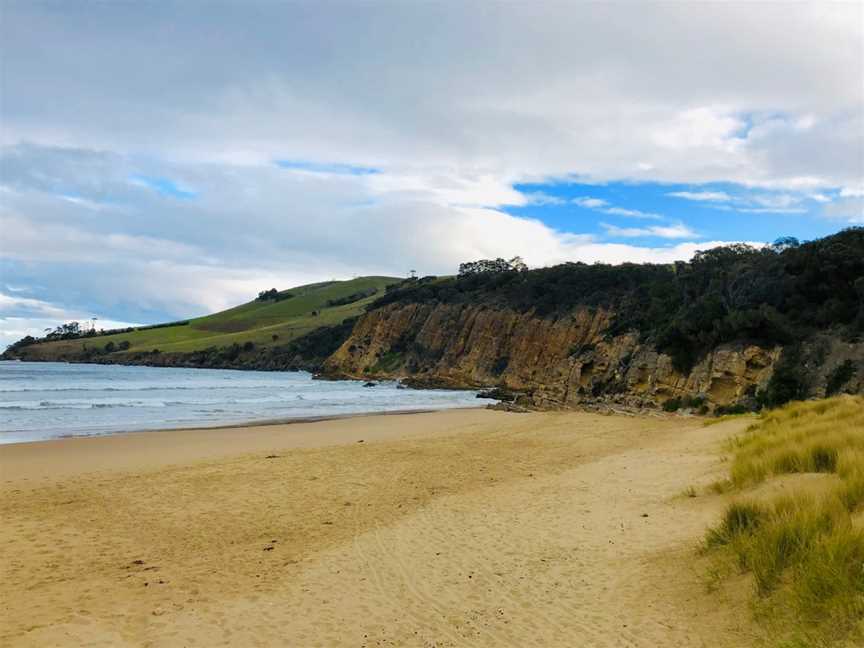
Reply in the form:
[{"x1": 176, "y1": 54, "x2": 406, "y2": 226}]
[{"x1": 0, "y1": 408, "x2": 760, "y2": 647}]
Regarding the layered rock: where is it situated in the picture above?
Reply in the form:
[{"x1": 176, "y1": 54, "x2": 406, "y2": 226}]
[{"x1": 323, "y1": 302, "x2": 789, "y2": 410}]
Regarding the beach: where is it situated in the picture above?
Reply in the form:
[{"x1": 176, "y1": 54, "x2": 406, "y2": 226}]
[{"x1": 0, "y1": 409, "x2": 759, "y2": 647}]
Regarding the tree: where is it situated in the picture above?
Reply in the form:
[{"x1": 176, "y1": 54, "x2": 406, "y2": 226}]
[
  {"x1": 458, "y1": 257, "x2": 522, "y2": 276},
  {"x1": 257, "y1": 288, "x2": 279, "y2": 301},
  {"x1": 771, "y1": 236, "x2": 800, "y2": 252},
  {"x1": 508, "y1": 256, "x2": 528, "y2": 272},
  {"x1": 46, "y1": 321, "x2": 83, "y2": 340}
]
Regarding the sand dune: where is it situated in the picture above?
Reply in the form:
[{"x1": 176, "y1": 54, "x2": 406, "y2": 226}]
[{"x1": 0, "y1": 409, "x2": 759, "y2": 646}]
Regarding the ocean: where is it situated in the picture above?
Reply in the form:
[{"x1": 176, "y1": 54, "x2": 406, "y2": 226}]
[{"x1": 0, "y1": 361, "x2": 480, "y2": 444}]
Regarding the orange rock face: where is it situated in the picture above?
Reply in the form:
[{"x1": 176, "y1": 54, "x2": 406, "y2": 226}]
[{"x1": 323, "y1": 302, "x2": 787, "y2": 410}]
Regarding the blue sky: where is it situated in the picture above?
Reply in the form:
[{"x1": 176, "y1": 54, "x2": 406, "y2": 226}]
[
  {"x1": 0, "y1": 2, "x2": 861, "y2": 349},
  {"x1": 130, "y1": 175, "x2": 198, "y2": 199},
  {"x1": 506, "y1": 181, "x2": 842, "y2": 247}
]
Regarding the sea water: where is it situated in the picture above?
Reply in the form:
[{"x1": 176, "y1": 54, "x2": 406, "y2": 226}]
[{"x1": 0, "y1": 361, "x2": 480, "y2": 444}]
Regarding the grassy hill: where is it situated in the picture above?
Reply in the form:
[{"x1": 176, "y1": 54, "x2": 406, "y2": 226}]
[{"x1": 6, "y1": 276, "x2": 400, "y2": 365}]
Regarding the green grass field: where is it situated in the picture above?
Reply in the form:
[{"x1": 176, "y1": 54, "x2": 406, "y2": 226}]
[{"x1": 22, "y1": 276, "x2": 399, "y2": 358}]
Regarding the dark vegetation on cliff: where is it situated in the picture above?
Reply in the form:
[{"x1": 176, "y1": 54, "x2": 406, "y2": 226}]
[{"x1": 374, "y1": 228, "x2": 864, "y2": 401}]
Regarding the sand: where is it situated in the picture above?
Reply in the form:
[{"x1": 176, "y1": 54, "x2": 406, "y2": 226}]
[{"x1": 0, "y1": 408, "x2": 760, "y2": 647}]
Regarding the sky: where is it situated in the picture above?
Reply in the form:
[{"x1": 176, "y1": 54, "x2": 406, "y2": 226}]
[{"x1": 1, "y1": 1, "x2": 862, "y2": 350}]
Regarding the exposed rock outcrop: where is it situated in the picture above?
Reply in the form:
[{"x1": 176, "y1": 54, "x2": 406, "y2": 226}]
[{"x1": 323, "y1": 302, "x2": 861, "y2": 411}]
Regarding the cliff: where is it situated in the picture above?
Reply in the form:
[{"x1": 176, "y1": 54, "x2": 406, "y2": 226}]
[
  {"x1": 323, "y1": 301, "x2": 862, "y2": 412},
  {"x1": 321, "y1": 229, "x2": 864, "y2": 412},
  {"x1": 6, "y1": 229, "x2": 863, "y2": 413}
]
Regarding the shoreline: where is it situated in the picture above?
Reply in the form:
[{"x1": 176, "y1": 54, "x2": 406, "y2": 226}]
[
  {"x1": 0, "y1": 407, "x2": 492, "y2": 482},
  {"x1": 0, "y1": 404, "x2": 487, "y2": 448}
]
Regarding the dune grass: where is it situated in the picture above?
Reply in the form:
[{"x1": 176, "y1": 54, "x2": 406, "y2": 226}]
[{"x1": 704, "y1": 395, "x2": 864, "y2": 646}]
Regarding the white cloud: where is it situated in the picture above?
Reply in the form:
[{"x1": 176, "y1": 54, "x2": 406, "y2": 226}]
[
  {"x1": 2, "y1": 3, "x2": 861, "y2": 191},
  {"x1": 652, "y1": 107, "x2": 745, "y2": 152},
  {"x1": 0, "y1": 3, "x2": 860, "y2": 333},
  {"x1": 601, "y1": 223, "x2": 697, "y2": 239},
  {"x1": 0, "y1": 213, "x2": 206, "y2": 264},
  {"x1": 524, "y1": 192, "x2": 566, "y2": 206},
  {"x1": 553, "y1": 240, "x2": 762, "y2": 265},
  {"x1": 573, "y1": 196, "x2": 664, "y2": 220},
  {"x1": 824, "y1": 198, "x2": 864, "y2": 224},
  {"x1": 735, "y1": 207, "x2": 807, "y2": 215},
  {"x1": 751, "y1": 194, "x2": 802, "y2": 209},
  {"x1": 59, "y1": 194, "x2": 114, "y2": 211},
  {"x1": 573, "y1": 197, "x2": 609, "y2": 208},
  {"x1": 667, "y1": 191, "x2": 731, "y2": 202},
  {"x1": 603, "y1": 206, "x2": 664, "y2": 220},
  {"x1": 0, "y1": 292, "x2": 71, "y2": 319}
]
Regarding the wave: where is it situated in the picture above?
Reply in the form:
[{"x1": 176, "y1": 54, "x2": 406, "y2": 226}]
[
  {"x1": 0, "y1": 385, "x2": 274, "y2": 393},
  {"x1": 1, "y1": 401, "x2": 154, "y2": 411},
  {"x1": 0, "y1": 395, "x2": 316, "y2": 411}
]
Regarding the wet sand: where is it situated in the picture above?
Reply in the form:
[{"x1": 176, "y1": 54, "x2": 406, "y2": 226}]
[{"x1": 0, "y1": 408, "x2": 758, "y2": 647}]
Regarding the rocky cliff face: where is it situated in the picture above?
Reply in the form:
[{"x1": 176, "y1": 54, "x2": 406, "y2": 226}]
[{"x1": 323, "y1": 302, "x2": 861, "y2": 411}]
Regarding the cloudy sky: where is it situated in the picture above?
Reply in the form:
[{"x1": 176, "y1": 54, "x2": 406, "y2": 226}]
[{"x1": 1, "y1": 1, "x2": 862, "y2": 349}]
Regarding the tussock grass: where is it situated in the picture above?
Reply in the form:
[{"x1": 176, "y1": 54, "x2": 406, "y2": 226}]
[
  {"x1": 726, "y1": 396, "x2": 864, "y2": 488},
  {"x1": 705, "y1": 395, "x2": 864, "y2": 646}
]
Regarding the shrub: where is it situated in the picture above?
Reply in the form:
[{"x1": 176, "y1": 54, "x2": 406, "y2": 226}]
[
  {"x1": 257, "y1": 288, "x2": 292, "y2": 302},
  {"x1": 705, "y1": 501, "x2": 766, "y2": 547},
  {"x1": 715, "y1": 403, "x2": 751, "y2": 416},
  {"x1": 490, "y1": 356, "x2": 510, "y2": 376},
  {"x1": 664, "y1": 395, "x2": 706, "y2": 412},
  {"x1": 758, "y1": 345, "x2": 809, "y2": 408},
  {"x1": 683, "y1": 395, "x2": 706, "y2": 408},
  {"x1": 663, "y1": 397, "x2": 682, "y2": 412},
  {"x1": 326, "y1": 288, "x2": 378, "y2": 307},
  {"x1": 826, "y1": 360, "x2": 857, "y2": 396}
]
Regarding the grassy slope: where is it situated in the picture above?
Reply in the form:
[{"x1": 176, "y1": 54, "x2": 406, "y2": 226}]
[
  {"x1": 705, "y1": 395, "x2": 864, "y2": 647},
  {"x1": 21, "y1": 276, "x2": 399, "y2": 358}
]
